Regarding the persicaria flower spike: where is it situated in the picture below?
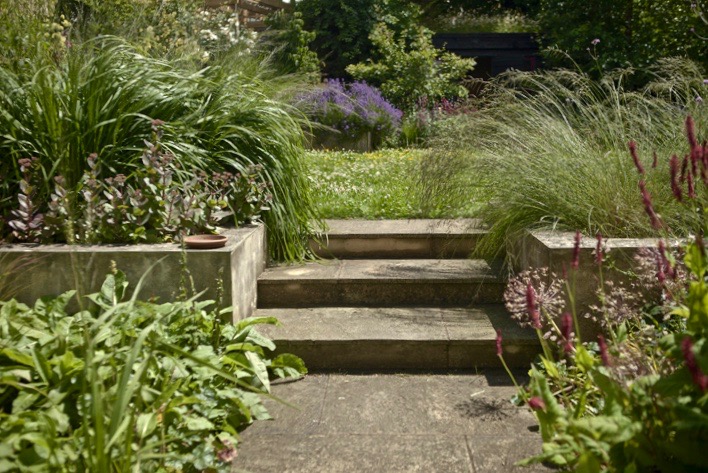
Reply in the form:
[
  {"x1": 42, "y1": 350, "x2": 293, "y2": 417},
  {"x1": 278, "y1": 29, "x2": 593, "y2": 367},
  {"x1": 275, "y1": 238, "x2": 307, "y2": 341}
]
[
  {"x1": 670, "y1": 154, "x2": 682, "y2": 201},
  {"x1": 597, "y1": 334, "x2": 611, "y2": 366},
  {"x1": 528, "y1": 396, "x2": 546, "y2": 411},
  {"x1": 496, "y1": 329, "x2": 503, "y2": 357},
  {"x1": 681, "y1": 336, "x2": 708, "y2": 392},
  {"x1": 639, "y1": 180, "x2": 662, "y2": 229},
  {"x1": 571, "y1": 230, "x2": 582, "y2": 270},
  {"x1": 687, "y1": 168, "x2": 696, "y2": 199},
  {"x1": 629, "y1": 141, "x2": 644, "y2": 175},
  {"x1": 560, "y1": 312, "x2": 574, "y2": 354},
  {"x1": 526, "y1": 282, "x2": 541, "y2": 329}
]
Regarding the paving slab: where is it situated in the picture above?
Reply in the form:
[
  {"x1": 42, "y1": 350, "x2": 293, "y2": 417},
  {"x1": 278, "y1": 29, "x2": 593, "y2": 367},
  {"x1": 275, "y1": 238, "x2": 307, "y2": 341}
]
[
  {"x1": 255, "y1": 307, "x2": 538, "y2": 370},
  {"x1": 235, "y1": 372, "x2": 553, "y2": 473}
]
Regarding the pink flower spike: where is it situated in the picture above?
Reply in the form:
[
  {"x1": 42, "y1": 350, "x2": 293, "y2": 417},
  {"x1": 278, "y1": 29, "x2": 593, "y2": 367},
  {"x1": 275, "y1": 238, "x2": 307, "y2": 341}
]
[
  {"x1": 571, "y1": 231, "x2": 582, "y2": 270},
  {"x1": 528, "y1": 397, "x2": 546, "y2": 411},
  {"x1": 639, "y1": 180, "x2": 662, "y2": 229},
  {"x1": 526, "y1": 282, "x2": 541, "y2": 330},
  {"x1": 560, "y1": 312, "x2": 573, "y2": 354},
  {"x1": 681, "y1": 336, "x2": 708, "y2": 392},
  {"x1": 688, "y1": 168, "x2": 696, "y2": 199},
  {"x1": 496, "y1": 329, "x2": 503, "y2": 357},
  {"x1": 670, "y1": 154, "x2": 682, "y2": 202},
  {"x1": 597, "y1": 334, "x2": 611, "y2": 366},
  {"x1": 629, "y1": 141, "x2": 645, "y2": 175},
  {"x1": 686, "y1": 116, "x2": 698, "y2": 150}
]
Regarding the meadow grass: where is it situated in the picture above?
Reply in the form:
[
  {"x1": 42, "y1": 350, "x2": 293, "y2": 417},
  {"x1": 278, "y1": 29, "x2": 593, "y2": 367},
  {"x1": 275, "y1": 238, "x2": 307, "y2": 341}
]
[
  {"x1": 427, "y1": 60, "x2": 707, "y2": 258},
  {"x1": 304, "y1": 148, "x2": 480, "y2": 219}
]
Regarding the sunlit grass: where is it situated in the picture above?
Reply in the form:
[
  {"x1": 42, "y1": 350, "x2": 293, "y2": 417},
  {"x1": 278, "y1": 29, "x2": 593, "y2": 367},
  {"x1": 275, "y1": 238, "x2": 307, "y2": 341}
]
[{"x1": 305, "y1": 148, "x2": 481, "y2": 219}]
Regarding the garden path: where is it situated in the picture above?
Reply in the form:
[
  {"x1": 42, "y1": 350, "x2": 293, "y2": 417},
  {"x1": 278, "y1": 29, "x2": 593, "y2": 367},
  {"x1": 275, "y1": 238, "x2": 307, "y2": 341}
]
[{"x1": 234, "y1": 219, "x2": 549, "y2": 472}]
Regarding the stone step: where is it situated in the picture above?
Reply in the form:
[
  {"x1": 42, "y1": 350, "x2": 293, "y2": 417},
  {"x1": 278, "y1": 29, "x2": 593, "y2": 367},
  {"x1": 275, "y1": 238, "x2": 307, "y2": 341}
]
[
  {"x1": 309, "y1": 219, "x2": 485, "y2": 259},
  {"x1": 258, "y1": 259, "x2": 505, "y2": 308},
  {"x1": 254, "y1": 306, "x2": 538, "y2": 371}
]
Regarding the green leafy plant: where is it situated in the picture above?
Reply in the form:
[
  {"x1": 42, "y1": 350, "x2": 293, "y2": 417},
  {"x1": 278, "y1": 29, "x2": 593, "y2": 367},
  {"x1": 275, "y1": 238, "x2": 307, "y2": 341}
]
[
  {"x1": 499, "y1": 116, "x2": 708, "y2": 472},
  {"x1": 0, "y1": 268, "x2": 306, "y2": 472},
  {"x1": 7, "y1": 123, "x2": 272, "y2": 244},
  {"x1": 0, "y1": 37, "x2": 318, "y2": 260},
  {"x1": 346, "y1": 20, "x2": 475, "y2": 111},
  {"x1": 537, "y1": 0, "x2": 707, "y2": 78},
  {"x1": 262, "y1": 10, "x2": 320, "y2": 79}
]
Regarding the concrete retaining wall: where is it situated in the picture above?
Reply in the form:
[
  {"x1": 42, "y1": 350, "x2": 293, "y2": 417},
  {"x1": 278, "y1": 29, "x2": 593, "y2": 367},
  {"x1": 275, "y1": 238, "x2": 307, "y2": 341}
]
[
  {"x1": 0, "y1": 225, "x2": 267, "y2": 322},
  {"x1": 515, "y1": 230, "x2": 662, "y2": 334}
]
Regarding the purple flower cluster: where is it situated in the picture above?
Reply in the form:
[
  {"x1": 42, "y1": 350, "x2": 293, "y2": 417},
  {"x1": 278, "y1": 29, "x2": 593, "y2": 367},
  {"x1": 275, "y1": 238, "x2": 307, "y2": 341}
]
[{"x1": 299, "y1": 79, "x2": 402, "y2": 140}]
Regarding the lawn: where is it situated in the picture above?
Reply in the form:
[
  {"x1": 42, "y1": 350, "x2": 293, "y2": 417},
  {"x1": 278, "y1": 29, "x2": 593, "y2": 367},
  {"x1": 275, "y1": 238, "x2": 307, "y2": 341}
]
[{"x1": 305, "y1": 148, "x2": 480, "y2": 219}]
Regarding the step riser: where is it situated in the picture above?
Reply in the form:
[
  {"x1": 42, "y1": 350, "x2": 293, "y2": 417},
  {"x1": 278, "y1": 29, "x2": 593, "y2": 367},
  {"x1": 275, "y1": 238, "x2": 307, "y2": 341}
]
[
  {"x1": 309, "y1": 236, "x2": 479, "y2": 259},
  {"x1": 258, "y1": 282, "x2": 505, "y2": 308},
  {"x1": 270, "y1": 341, "x2": 538, "y2": 371}
]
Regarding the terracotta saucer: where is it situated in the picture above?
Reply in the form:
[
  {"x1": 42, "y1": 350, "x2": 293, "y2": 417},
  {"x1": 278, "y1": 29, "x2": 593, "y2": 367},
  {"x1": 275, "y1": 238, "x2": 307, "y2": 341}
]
[{"x1": 184, "y1": 234, "x2": 228, "y2": 249}]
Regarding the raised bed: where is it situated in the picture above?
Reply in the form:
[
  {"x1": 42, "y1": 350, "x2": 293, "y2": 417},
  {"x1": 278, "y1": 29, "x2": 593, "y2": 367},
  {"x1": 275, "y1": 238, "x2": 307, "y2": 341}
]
[{"x1": 0, "y1": 224, "x2": 267, "y2": 322}]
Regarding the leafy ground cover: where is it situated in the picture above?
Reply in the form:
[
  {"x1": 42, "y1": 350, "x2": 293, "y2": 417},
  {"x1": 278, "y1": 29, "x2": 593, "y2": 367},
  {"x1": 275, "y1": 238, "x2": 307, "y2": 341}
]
[
  {"x1": 304, "y1": 149, "x2": 480, "y2": 219},
  {"x1": 0, "y1": 269, "x2": 306, "y2": 472}
]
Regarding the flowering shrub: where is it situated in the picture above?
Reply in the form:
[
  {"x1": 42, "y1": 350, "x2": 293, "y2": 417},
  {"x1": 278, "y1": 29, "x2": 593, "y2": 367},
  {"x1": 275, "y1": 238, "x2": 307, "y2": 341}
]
[
  {"x1": 6, "y1": 122, "x2": 272, "y2": 244},
  {"x1": 499, "y1": 116, "x2": 708, "y2": 471},
  {"x1": 298, "y1": 79, "x2": 402, "y2": 145}
]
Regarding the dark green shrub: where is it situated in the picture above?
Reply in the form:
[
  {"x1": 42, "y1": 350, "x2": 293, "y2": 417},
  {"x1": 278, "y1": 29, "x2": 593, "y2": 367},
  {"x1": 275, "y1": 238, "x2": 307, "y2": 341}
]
[{"x1": 537, "y1": 0, "x2": 707, "y2": 78}]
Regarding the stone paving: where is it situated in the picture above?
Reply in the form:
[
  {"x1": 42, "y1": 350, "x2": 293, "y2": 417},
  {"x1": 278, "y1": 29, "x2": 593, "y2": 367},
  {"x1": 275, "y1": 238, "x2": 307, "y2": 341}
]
[{"x1": 233, "y1": 370, "x2": 554, "y2": 473}]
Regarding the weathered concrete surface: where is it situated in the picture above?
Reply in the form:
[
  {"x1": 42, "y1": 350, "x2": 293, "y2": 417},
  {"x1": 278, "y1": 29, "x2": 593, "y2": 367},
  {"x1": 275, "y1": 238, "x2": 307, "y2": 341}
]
[
  {"x1": 255, "y1": 306, "x2": 538, "y2": 370},
  {"x1": 258, "y1": 259, "x2": 505, "y2": 307},
  {"x1": 233, "y1": 372, "x2": 552, "y2": 473},
  {"x1": 0, "y1": 225, "x2": 266, "y2": 321},
  {"x1": 310, "y1": 219, "x2": 485, "y2": 259}
]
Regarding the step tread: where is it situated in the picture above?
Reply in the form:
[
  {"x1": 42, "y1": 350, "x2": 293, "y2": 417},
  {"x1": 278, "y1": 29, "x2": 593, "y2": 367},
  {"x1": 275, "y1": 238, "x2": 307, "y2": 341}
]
[
  {"x1": 318, "y1": 219, "x2": 485, "y2": 238},
  {"x1": 255, "y1": 306, "x2": 535, "y2": 343},
  {"x1": 259, "y1": 259, "x2": 503, "y2": 284}
]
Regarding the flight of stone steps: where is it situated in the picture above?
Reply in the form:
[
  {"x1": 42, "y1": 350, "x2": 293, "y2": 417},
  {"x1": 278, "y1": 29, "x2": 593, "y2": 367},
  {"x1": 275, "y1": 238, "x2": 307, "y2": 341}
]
[{"x1": 255, "y1": 219, "x2": 539, "y2": 371}]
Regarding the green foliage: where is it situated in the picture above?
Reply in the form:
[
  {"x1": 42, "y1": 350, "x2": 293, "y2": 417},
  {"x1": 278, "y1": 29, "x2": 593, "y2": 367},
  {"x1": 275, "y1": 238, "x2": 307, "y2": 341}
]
[
  {"x1": 0, "y1": 270, "x2": 307, "y2": 472},
  {"x1": 305, "y1": 149, "x2": 479, "y2": 219},
  {"x1": 537, "y1": 0, "x2": 707, "y2": 77},
  {"x1": 296, "y1": 0, "x2": 379, "y2": 78},
  {"x1": 0, "y1": 38, "x2": 318, "y2": 260},
  {"x1": 262, "y1": 11, "x2": 320, "y2": 80},
  {"x1": 427, "y1": 61, "x2": 707, "y2": 258},
  {"x1": 346, "y1": 21, "x2": 475, "y2": 110},
  {"x1": 8, "y1": 134, "x2": 272, "y2": 244},
  {"x1": 501, "y1": 113, "x2": 708, "y2": 472},
  {"x1": 425, "y1": 11, "x2": 539, "y2": 33},
  {"x1": 296, "y1": 0, "x2": 426, "y2": 79}
]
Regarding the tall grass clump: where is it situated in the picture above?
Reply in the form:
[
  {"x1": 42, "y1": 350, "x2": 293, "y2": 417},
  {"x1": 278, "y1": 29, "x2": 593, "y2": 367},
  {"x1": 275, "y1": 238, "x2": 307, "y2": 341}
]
[
  {"x1": 429, "y1": 59, "x2": 707, "y2": 260},
  {"x1": 0, "y1": 37, "x2": 317, "y2": 260}
]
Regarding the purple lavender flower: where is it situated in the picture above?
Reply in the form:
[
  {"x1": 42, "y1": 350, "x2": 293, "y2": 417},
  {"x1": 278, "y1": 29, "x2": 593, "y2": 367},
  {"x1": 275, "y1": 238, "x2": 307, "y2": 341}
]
[{"x1": 297, "y1": 80, "x2": 402, "y2": 140}]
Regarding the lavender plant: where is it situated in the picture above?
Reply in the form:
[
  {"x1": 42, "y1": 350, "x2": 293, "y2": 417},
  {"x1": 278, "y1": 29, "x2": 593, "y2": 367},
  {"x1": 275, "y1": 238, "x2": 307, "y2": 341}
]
[
  {"x1": 296, "y1": 79, "x2": 402, "y2": 146},
  {"x1": 499, "y1": 116, "x2": 708, "y2": 472}
]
